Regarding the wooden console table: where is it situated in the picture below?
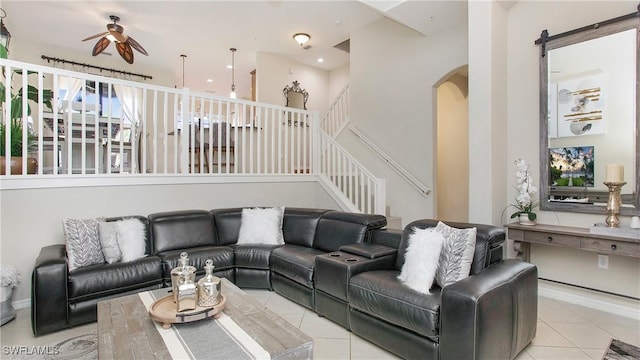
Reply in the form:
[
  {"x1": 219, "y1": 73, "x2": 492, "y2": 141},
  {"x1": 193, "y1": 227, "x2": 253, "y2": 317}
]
[{"x1": 505, "y1": 223, "x2": 640, "y2": 261}]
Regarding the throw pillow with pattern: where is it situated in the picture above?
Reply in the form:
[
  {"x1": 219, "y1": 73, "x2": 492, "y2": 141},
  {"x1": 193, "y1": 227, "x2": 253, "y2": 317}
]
[
  {"x1": 63, "y1": 218, "x2": 105, "y2": 271},
  {"x1": 434, "y1": 221, "x2": 477, "y2": 288}
]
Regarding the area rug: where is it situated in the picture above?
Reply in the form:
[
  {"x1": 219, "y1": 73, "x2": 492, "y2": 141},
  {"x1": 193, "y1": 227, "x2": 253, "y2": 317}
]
[
  {"x1": 603, "y1": 339, "x2": 640, "y2": 360},
  {"x1": 5, "y1": 334, "x2": 97, "y2": 360}
]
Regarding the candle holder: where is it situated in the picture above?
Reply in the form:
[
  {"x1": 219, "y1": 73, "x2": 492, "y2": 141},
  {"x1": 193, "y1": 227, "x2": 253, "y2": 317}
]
[{"x1": 603, "y1": 181, "x2": 626, "y2": 227}]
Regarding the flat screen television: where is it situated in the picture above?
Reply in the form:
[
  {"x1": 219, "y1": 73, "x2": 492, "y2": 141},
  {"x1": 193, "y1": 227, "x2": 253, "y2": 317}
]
[{"x1": 549, "y1": 146, "x2": 595, "y2": 187}]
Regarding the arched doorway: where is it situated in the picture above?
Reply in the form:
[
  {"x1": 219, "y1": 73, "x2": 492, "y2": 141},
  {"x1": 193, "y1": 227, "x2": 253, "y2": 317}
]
[{"x1": 436, "y1": 67, "x2": 469, "y2": 222}]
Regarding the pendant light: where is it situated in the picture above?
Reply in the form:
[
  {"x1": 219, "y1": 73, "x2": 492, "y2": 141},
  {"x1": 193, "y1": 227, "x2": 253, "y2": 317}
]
[
  {"x1": 178, "y1": 54, "x2": 187, "y2": 131},
  {"x1": 229, "y1": 48, "x2": 237, "y2": 99},
  {"x1": 180, "y1": 54, "x2": 187, "y2": 87}
]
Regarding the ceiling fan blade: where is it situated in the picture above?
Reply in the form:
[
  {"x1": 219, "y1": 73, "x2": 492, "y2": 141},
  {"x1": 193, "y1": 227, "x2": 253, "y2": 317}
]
[
  {"x1": 116, "y1": 42, "x2": 134, "y2": 64},
  {"x1": 126, "y1": 36, "x2": 148, "y2": 56},
  {"x1": 92, "y1": 37, "x2": 111, "y2": 56},
  {"x1": 82, "y1": 31, "x2": 108, "y2": 42},
  {"x1": 109, "y1": 29, "x2": 127, "y2": 43}
]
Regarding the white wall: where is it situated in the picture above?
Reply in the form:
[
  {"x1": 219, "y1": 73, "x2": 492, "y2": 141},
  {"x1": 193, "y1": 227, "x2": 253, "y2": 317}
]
[
  {"x1": 0, "y1": 179, "x2": 340, "y2": 303},
  {"x1": 468, "y1": 1, "x2": 509, "y2": 225},
  {"x1": 348, "y1": 17, "x2": 468, "y2": 225},
  {"x1": 328, "y1": 63, "x2": 350, "y2": 102},
  {"x1": 505, "y1": 1, "x2": 639, "y2": 298},
  {"x1": 255, "y1": 52, "x2": 330, "y2": 116}
]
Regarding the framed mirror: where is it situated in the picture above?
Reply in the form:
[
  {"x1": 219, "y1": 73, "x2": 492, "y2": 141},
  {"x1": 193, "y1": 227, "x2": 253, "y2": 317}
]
[
  {"x1": 283, "y1": 80, "x2": 309, "y2": 127},
  {"x1": 537, "y1": 7, "x2": 639, "y2": 216},
  {"x1": 283, "y1": 80, "x2": 309, "y2": 110}
]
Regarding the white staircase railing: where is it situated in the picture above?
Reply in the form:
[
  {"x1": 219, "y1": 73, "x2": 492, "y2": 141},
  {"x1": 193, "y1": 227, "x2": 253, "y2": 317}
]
[
  {"x1": 319, "y1": 129, "x2": 386, "y2": 215},
  {"x1": 321, "y1": 84, "x2": 350, "y2": 138}
]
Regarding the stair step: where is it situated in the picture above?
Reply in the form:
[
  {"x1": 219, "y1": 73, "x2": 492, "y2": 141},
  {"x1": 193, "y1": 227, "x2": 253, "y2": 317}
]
[{"x1": 386, "y1": 216, "x2": 403, "y2": 230}]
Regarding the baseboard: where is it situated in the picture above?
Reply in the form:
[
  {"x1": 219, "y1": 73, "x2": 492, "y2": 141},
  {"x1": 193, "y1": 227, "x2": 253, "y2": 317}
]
[
  {"x1": 13, "y1": 298, "x2": 30, "y2": 310},
  {"x1": 538, "y1": 279, "x2": 640, "y2": 320}
]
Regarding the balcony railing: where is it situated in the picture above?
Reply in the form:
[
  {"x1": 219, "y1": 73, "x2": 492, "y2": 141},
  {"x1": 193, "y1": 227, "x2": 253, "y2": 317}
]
[
  {"x1": 0, "y1": 59, "x2": 385, "y2": 214},
  {"x1": 1, "y1": 59, "x2": 315, "y2": 176}
]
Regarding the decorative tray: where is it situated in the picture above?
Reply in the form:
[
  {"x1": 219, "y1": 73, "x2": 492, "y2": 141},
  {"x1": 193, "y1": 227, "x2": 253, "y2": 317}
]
[{"x1": 149, "y1": 294, "x2": 226, "y2": 329}]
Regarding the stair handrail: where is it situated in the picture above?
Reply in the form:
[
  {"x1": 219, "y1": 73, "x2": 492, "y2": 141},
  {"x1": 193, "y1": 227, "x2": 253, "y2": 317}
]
[{"x1": 349, "y1": 126, "x2": 431, "y2": 198}]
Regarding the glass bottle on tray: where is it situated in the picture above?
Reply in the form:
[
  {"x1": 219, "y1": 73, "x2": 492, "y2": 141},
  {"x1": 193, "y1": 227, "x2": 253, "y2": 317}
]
[
  {"x1": 170, "y1": 252, "x2": 196, "y2": 305},
  {"x1": 197, "y1": 259, "x2": 222, "y2": 307}
]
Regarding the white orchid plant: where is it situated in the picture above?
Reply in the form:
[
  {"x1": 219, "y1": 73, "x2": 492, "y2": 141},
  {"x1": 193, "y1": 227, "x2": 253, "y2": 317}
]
[{"x1": 510, "y1": 159, "x2": 538, "y2": 221}]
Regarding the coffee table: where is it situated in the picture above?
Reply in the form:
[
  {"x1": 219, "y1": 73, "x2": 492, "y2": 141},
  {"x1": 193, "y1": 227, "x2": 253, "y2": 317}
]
[{"x1": 97, "y1": 278, "x2": 313, "y2": 359}]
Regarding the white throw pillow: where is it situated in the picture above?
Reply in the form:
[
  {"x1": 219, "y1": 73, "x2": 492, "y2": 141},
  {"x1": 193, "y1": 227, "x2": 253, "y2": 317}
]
[
  {"x1": 63, "y1": 218, "x2": 105, "y2": 271},
  {"x1": 397, "y1": 227, "x2": 444, "y2": 294},
  {"x1": 434, "y1": 221, "x2": 477, "y2": 288},
  {"x1": 98, "y1": 221, "x2": 122, "y2": 264},
  {"x1": 237, "y1": 207, "x2": 285, "y2": 245},
  {"x1": 116, "y1": 218, "x2": 147, "y2": 262}
]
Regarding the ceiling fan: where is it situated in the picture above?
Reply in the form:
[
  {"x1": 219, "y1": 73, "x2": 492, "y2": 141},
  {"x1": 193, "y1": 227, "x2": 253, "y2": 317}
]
[{"x1": 82, "y1": 15, "x2": 148, "y2": 64}]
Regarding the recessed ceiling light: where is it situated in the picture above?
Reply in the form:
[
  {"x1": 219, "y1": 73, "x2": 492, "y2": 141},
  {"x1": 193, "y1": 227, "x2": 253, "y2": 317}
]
[
  {"x1": 206, "y1": 79, "x2": 213, "y2": 83},
  {"x1": 317, "y1": 58, "x2": 324, "y2": 63},
  {"x1": 226, "y1": 65, "x2": 233, "y2": 69}
]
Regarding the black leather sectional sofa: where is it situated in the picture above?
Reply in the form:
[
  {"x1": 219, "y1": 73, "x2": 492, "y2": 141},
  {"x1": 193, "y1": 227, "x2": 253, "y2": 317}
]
[{"x1": 32, "y1": 207, "x2": 538, "y2": 359}]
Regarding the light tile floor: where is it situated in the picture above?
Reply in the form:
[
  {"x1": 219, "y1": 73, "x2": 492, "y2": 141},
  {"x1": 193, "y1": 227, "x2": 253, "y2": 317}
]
[{"x1": 1, "y1": 290, "x2": 638, "y2": 359}]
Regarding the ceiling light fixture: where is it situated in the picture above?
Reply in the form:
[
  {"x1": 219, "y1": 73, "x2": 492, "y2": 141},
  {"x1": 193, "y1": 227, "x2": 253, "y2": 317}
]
[
  {"x1": 293, "y1": 33, "x2": 310, "y2": 47},
  {"x1": 229, "y1": 48, "x2": 237, "y2": 99},
  {"x1": 0, "y1": 8, "x2": 11, "y2": 52}
]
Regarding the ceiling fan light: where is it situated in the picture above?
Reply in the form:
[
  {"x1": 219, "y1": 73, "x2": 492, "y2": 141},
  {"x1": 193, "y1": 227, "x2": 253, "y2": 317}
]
[
  {"x1": 293, "y1": 33, "x2": 310, "y2": 47},
  {"x1": 106, "y1": 33, "x2": 117, "y2": 42}
]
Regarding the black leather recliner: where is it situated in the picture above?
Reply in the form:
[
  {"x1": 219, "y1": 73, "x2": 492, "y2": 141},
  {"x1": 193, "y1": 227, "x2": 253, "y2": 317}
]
[{"x1": 343, "y1": 219, "x2": 538, "y2": 359}]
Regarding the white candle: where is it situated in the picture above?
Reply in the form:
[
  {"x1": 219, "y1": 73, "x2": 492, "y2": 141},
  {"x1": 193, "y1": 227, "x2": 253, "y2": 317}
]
[{"x1": 605, "y1": 164, "x2": 624, "y2": 183}]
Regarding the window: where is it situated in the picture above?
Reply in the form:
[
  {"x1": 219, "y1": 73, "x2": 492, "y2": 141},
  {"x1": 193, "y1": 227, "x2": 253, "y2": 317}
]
[{"x1": 71, "y1": 81, "x2": 123, "y2": 119}]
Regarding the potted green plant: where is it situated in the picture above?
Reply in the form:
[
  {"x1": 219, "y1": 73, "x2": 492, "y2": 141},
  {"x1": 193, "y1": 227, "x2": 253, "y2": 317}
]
[
  {"x1": 510, "y1": 158, "x2": 538, "y2": 225},
  {"x1": 0, "y1": 43, "x2": 53, "y2": 174},
  {"x1": 0, "y1": 117, "x2": 38, "y2": 174}
]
